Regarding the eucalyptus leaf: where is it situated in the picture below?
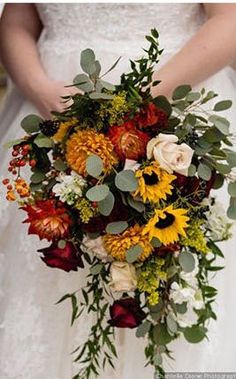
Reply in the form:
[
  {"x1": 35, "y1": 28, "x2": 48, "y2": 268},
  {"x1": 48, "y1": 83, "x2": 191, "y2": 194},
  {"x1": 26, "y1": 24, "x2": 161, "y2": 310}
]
[
  {"x1": 184, "y1": 325, "x2": 207, "y2": 343},
  {"x1": 153, "y1": 323, "x2": 173, "y2": 345},
  {"x1": 212, "y1": 174, "x2": 224, "y2": 189},
  {"x1": 198, "y1": 163, "x2": 212, "y2": 181},
  {"x1": 4, "y1": 138, "x2": 23, "y2": 149},
  {"x1": 58, "y1": 240, "x2": 66, "y2": 249},
  {"x1": 228, "y1": 182, "x2": 236, "y2": 197},
  {"x1": 53, "y1": 159, "x2": 68, "y2": 171},
  {"x1": 86, "y1": 154, "x2": 104, "y2": 178},
  {"x1": 151, "y1": 237, "x2": 162, "y2": 248},
  {"x1": 166, "y1": 314, "x2": 178, "y2": 334},
  {"x1": 30, "y1": 172, "x2": 46, "y2": 184},
  {"x1": 90, "y1": 263, "x2": 103, "y2": 275},
  {"x1": 34, "y1": 133, "x2": 53, "y2": 148},
  {"x1": 179, "y1": 251, "x2": 195, "y2": 273},
  {"x1": 209, "y1": 115, "x2": 230, "y2": 135},
  {"x1": 188, "y1": 164, "x2": 196, "y2": 177},
  {"x1": 152, "y1": 95, "x2": 172, "y2": 117},
  {"x1": 73, "y1": 73, "x2": 94, "y2": 92},
  {"x1": 135, "y1": 320, "x2": 151, "y2": 338},
  {"x1": 99, "y1": 79, "x2": 116, "y2": 92},
  {"x1": 126, "y1": 244, "x2": 143, "y2": 263},
  {"x1": 186, "y1": 92, "x2": 201, "y2": 102},
  {"x1": 86, "y1": 185, "x2": 109, "y2": 202},
  {"x1": 213, "y1": 100, "x2": 232, "y2": 111},
  {"x1": 172, "y1": 85, "x2": 191, "y2": 100},
  {"x1": 105, "y1": 221, "x2": 128, "y2": 234},
  {"x1": 98, "y1": 191, "x2": 115, "y2": 216},
  {"x1": 227, "y1": 197, "x2": 236, "y2": 220},
  {"x1": 115, "y1": 170, "x2": 138, "y2": 192},
  {"x1": 89, "y1": 92, "x2": 114, "y2": 100},
  {"x1": 80, "y1": 48, "x2": 96, "y2": 75},
  {"x1": 127, "y1": 195, "x2": 145, "y2": 212},
  {"x1": 176, "y1": 302, "x2": 188, "y2": 314},
  {"x1": 21, "y1": 114, "x2": 43, "y2": 134}
]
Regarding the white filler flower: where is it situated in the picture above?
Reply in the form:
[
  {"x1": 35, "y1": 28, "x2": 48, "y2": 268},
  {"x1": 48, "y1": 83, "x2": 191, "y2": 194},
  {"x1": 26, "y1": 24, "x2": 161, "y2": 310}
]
[{"x1": 53, "y1": 171, "x2": 87, "y2": 205}]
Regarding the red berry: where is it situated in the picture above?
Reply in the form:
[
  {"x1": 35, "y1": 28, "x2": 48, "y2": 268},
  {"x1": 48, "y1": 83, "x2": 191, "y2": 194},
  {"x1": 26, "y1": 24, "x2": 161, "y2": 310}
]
[
  {"x1": 12, "y1": 150, "x2": 19, "y2": 157},
  {"x1": 10, "y1": 160, "x2": 15, "y2": 167},
  {"x1": 2, "y1": 178, "x2": 9, "y2": 185},
  {"x1": 29, "y1": 159, "x2": 36, "y2": 167},
  {"x1": 8, "y1": 167, "x2": 13, "y2": 172},
  {"x1": 19, "y1": 160, "x2": 26, "y2": 167},
  {"x1": 23, "y1": 144, "x2": 30, "y2": 152},
  {"x1": 12, "y1": 170, "x2": 17, "y2": 175},
  {"x1": 92, "y1": 202, "x2": 98, "y2": 208},
  {"x1": 13, "y1": 145, "x2": 20, "y2": 151},
  {"x1": 7, "y1": 184, "x2": 13, "y2": 190}
]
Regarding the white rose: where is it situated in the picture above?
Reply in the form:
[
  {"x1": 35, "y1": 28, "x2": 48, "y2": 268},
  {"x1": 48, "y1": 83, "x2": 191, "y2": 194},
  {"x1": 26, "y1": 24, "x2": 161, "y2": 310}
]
[
  {"x1": 147, "y1": 133, "x2": 194, "y2": 176},
  {"x1": 109, "y1": 261, "x2": 137, "y2": 292},
  {"x1": 82, "y1": 236, "x2": 112, "y2": 262},
  {"x1": 123, "y1": 159, "x2": 141, "y2": 172}
]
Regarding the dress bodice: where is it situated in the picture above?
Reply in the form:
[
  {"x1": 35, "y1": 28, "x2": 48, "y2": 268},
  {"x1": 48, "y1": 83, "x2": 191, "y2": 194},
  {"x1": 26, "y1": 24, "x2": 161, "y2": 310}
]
[{"x1": 36, "y1": 3, "x2": 205, "y2": 56}]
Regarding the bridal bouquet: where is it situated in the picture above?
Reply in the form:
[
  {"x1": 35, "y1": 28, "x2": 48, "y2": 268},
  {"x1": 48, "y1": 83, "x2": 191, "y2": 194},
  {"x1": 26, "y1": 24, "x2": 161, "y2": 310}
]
[{"x1": 3, "y1": 30, "x2": 236, "y2": 378}]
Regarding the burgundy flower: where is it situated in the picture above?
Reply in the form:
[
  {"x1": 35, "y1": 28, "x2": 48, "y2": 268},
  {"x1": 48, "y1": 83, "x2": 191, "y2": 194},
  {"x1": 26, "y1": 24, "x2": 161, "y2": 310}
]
[
  {"x1": 154, "y1": 243, "x2": 181, "y2": 257},
  {"x1": 174, "y1": 173, "x2": 215, "y2": 204},
  {"x1": 135, "y1": 103, "x2": 168, "y2": 130},
  {"x1": 38, "y1": 241, "x2": 84, "y2": 272},
  {"x1": 108, "y1": 298, "x2": 146, "y2": 329}
]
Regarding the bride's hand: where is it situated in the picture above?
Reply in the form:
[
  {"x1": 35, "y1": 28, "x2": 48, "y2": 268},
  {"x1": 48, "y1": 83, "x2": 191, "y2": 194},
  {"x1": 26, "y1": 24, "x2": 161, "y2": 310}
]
[{"x1": 30, "y1": 79, "x2": 80, "y2": 119}]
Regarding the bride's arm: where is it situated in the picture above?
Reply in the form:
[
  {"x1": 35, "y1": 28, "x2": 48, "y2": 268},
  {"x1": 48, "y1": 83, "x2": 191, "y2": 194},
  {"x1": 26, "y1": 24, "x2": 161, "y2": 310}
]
[
  {"x1": 0, "y1": 4, "x2": 77, "y2": 118},
  {"x1": 152, "y1": 4, "x2": 236, "y2": 98}
]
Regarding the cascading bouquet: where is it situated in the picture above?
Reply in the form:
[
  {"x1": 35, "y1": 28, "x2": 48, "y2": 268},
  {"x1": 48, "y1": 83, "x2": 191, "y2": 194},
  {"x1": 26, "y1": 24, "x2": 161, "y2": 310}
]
[{"x1": 3, "y1": 29, "x2": 236, "y2": 378}]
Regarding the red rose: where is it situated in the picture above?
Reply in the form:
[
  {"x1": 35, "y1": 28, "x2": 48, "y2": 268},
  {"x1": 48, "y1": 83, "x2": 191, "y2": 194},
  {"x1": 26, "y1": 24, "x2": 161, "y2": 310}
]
[
  {"x1": 108, "y1": 298, "x2": 146, "y2": 329},
  {"x1": 108, "y1": 121, "x2": 149, "y2": 161},
  {"x1": 38, "y1": 241, "x2": 84, "y2": 272},
  {"x1": 135, "y1": 103, "x2": 168, "y2": 130}
]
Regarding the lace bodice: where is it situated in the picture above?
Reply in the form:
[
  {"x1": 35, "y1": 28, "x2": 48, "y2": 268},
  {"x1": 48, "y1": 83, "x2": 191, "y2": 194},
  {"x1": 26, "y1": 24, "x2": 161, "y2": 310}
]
[{"x1": 36, "y1": 3, "x2": 205, "y2": 56}]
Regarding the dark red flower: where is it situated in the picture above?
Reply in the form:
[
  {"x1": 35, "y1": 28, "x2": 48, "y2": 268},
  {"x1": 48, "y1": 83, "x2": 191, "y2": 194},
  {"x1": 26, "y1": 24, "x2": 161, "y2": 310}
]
[
  {"x1": 135, "y1": 103, "x2": 168, "y2": 130},
  {"x1": 108, "y1": 298, "x2": 146, "y2": 329},
  {"x1": 108, "y1": 121, "x2": 149, "y2": 161},
  {"x1": 154, "y1": 243, "x2": 181, "y2": 257},
  {"x1": 174, "y1": 173, "x2": 215, "y2": 204},
  {"x1": 38, "y1": 241, "x2": 84, "y2": 272},
  {"x1": 21, "y1": 200, "x2": 72, "y2": 241}
]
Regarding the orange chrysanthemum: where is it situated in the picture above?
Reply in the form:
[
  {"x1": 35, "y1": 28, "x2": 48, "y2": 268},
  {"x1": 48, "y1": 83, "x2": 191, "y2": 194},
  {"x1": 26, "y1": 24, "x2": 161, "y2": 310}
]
[
  {"x1": 66, "y1": 129, "x2": 118, "y2": 177},
  {"x1": 103, "y1": 224, "x2": 154, "y2": 262},
  {"x1": 22, "y1": 200, "x2": 72, "y2": 241}
]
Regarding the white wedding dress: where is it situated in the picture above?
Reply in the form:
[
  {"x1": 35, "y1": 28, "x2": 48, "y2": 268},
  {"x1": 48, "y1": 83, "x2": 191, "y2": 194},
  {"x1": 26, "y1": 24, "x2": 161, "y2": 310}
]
[{"x1": 1, "y1": 4, "x2": 236, "y2": 378}]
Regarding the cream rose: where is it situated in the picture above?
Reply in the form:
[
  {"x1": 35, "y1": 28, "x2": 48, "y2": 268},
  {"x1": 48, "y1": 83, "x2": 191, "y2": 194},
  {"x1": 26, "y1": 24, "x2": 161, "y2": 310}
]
[
  {"x1": 82, "y1": 236, "x2": 112, "y2": 262},
  {"x1": 109, "y1": 262, "x2": 137, "y2": 292},
  {"x1": 147, "y1": 133, "x2": 194, "y2": 176}
]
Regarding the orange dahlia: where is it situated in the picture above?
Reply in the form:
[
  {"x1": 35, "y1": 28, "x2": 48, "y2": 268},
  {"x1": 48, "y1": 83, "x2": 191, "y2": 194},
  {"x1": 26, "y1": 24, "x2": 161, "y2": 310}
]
[
  {"x1": 108, "y1": 121, "x2": 149, "y2": 161},
  {"x1": 22, "y1": 200, "x2": 72, "y2": 241},
  {"x1": 66, "y1": 129, "x2": 118, "y2": 177},
  {"x1": 103, "y1": 224, "x2": 154, "y2": 262}
]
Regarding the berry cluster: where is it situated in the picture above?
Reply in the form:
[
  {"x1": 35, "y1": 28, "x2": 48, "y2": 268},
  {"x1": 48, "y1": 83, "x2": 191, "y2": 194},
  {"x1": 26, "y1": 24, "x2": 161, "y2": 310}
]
[
  {"x1": 8, "y1": 144, "x2": 36, "y2": 174},
  {"x1": 39, "y1": 120, "x2": 60, "y2": 137}
]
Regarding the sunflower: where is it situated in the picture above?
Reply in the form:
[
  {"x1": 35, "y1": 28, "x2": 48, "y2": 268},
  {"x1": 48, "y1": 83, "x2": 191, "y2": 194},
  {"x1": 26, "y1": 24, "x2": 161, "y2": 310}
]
[
  {"x1": 143, "y1": 205, "x2": 189, "y2": 245},
  {"x1": 103, "y1": 224, "x2": 154, "y2": 262},
  {"x1": 134, "y1": 162, "x2": 176, "y2": 203},
  {"x1": 66, "y1": 129, "x2": 118, "y2": 177},
  {"x1": 53, "y1": 118, "x2": 78, "y2": 143}
]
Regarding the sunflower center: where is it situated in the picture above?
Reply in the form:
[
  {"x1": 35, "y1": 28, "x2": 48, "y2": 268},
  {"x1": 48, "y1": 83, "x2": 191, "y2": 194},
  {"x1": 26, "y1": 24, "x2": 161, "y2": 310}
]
[
  {"x1": 143, "y1": 172, "x2": 159, "y2": 185},
  {"x1": 155, "y1": 212, "x2": 175, "y2": 229}
]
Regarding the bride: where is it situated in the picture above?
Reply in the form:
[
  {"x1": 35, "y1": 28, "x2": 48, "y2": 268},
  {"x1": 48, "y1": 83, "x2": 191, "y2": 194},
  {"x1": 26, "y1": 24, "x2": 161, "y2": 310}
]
[{"x1": 0, "y1": 3, "x2": 236, "y2": 378}]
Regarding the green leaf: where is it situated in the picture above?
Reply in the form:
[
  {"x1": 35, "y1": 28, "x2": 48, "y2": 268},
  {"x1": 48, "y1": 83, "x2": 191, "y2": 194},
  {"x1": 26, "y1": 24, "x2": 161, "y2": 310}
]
[
  {"x1": 212, "y1": 174, "x2": 224, "y2": 189},
  {"x1": 198, "y1": 163, "x2": 212, "y2": 181},
  {"x1": 30, "y1": 172, "x2": 46, "y2": 184},
  {"x1": 176, "y1": 302, "x2": 187, "y2": 314},
  {"x1": 86, "y1": 154, "x2": 104, "y2": 178},
  {"x1": 153, "y1": 95, "x2": 172, "y2": 117},
  {"x1": 136, "y1": 320, "x2": 151, "y2": 338},
  {"x1": 153, "y1": 353, "x2": 163, "y2": 366},
  {"x1": 186, "y1": 92, "x2": 201, "y2": 102},
  {"x1": 4, "y1": 138, "x2": 23, "y2": 149},
  {"x1": 188, "y1": 164, "x2": 197, "y2": 177},
  {"x1": 166, "y1": 314, "x2": 178, "y2": 334},
  {"x1": 179, "y1": 251, "x2": 195, "y2": 273},
  {"x1": 209, "y1": 115, "x2": 230, "y2": 135},
  {"x1": 90, "y1": 263, "x2": 103, "y2": 275},
  {"x1": 227, "y1": 197, "x2": 236, "y2": 220},
  {"x1": 172, "y1": 85, "x2": 192, "y2": 100},
  {"x1": 99, "y1": 79, "x2": 116, "y2": 92},
  {"x1": 115, "y1": 170, "x2": 138, "y2": 192},
  {"x1": 151, "y1": 237, "x2": 162, "y2": 248},
  {"x1": 34, "y1": 133, "x2": 53, "y2": 148},
  {"x1": 105, "y1": 221, "x2": 128, "y2": 234},
  {"x1": 153, "y1": 323, "x2": 173, "y2": 345},
  {"x1": 127, "y1": 195, "x2": 145, "y2": 213},
  {"x1": 30, "y1": 183, "x2": 43, "y2": 192},
  {"x1": 89, "y1": 92, "x2": 114, "y2": 100},
  {"x1": 228, "y1": 182, "x2": 236, "y2": 197},
  {"x1": 86, "y1": 185, "x2": 110, "y2": 202},
  {"x1": 126, "y1": 244, "x2": 143, "y2": 263},
  {"x1": 184, "y1": 325, "x2": 207, "y2": 343},
  {"x1": 53, "y1": 159, "x2": 68, "y2": 171},
  {"x1": 80, "y1": 48, "x2": 96, "y2": 75},
  {"x1": 73, "y1": 73, "x2": 94, "y2": 92},
  {"x1": 224, "y1": 149, "x2": 236, "y2": 168},
  {"x1": 98, "y1": 191, "x2": 115, "y2": 216},
  {"x1": 101, "y1": 56, "x2": 122, "y2": 78},
  {"x1": 213, "y1": 100, "x2": 232, "y2": 111},
  {"x1": 21, "y1": 114, "x2": 43, "y2": 134},
  {"x1": 215, "y1": 162, "x2": 231, "y2": 175}
]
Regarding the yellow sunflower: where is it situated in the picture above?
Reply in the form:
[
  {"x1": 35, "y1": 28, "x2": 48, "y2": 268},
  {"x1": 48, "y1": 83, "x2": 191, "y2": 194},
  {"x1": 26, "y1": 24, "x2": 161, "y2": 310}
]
[
  {"x1": 53, "y1": 118, "x2": 78, "y2": 143},
  {"x1": 133, "y1": 162, "x2": 176, "y2": 203},
  {"x1": 66, "y1": 129, "x2": 118, "y2": 177},
  {"x1": 103, "y1": 224, "x2": 154, "y2": 262},
  {"x1": 143, "y1": 205, "x2": 189, "y2": 245}
]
